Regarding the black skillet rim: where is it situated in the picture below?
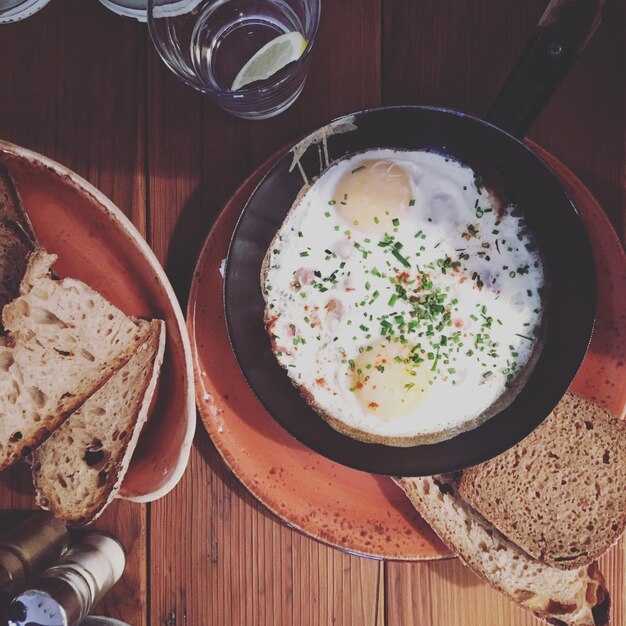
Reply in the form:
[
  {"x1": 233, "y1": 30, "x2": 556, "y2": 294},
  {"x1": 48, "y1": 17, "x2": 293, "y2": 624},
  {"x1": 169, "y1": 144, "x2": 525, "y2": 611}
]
[{"x1": 223, "y1": 105, "x2": 596, "y2": 476}]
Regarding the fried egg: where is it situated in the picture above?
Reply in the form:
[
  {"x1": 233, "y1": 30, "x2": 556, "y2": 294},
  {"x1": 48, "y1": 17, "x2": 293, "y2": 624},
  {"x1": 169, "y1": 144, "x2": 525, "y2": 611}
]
[{"x1": 262, "y1": 149, "x2": 545, "y2": 445}]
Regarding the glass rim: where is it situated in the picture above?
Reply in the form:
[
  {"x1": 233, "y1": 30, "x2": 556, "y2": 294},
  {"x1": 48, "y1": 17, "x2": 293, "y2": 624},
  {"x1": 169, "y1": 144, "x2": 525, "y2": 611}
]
[
  {"x1": 147, "y1": 0, "x2": 321, "y2": 98},
  {"x1": 0, "y1": 0, "x2": 52, "y2": 22}
]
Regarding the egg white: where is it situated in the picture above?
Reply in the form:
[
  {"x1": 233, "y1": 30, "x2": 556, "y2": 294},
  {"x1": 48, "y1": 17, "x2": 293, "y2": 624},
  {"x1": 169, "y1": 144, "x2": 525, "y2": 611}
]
[{"x1": 263, "y1": 149, "x2": 545, "y2": 443}]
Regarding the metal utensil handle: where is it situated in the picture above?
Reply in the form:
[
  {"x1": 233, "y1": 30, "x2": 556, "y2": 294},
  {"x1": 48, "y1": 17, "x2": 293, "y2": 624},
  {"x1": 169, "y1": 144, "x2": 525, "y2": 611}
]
[{"x1": 487, "y1": 0, "x2": 605, "y2": 138}]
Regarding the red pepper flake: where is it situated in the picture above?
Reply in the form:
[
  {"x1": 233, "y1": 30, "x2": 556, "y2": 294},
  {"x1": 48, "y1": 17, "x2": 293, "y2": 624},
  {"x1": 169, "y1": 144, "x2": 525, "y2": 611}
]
[
  {"x1": 397, "y1": 271, "x2": 410, "y2": 283},
  {"x1": 355, "y1": 381, "x2": 364, "y2": 389},
  {"x1": 315, "y1": 377, "x2": 326, "y2": 386},
  {"x1": 368, "y1": 402, "x2": 379, "y2": 409},
  {"x1": 266, "y1": 316, "x2": 279, "y2": 333}
]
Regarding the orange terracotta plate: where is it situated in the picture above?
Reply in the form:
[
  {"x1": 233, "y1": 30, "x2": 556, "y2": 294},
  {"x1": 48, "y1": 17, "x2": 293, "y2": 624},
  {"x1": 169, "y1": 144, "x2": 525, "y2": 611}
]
[
  {"x1": 0, "y1": 141, "x2": 195, "y2": 502},
  {"x1": 189, "y1": 143, "x2": 625, "y2": 560}
]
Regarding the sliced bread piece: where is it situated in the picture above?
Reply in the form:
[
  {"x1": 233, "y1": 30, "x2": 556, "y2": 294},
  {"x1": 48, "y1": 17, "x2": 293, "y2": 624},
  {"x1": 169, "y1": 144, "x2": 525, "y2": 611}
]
[
  {"x1": 0, "y1": 166, "x2": 36, "y2": 236},
  {"x1": 396, "y1": 475, "x2": 610, "y2": 626},
  {"x1": 0, "y1": 249, "x2": 151, "y2": 470},
  {"x1": 32, "y1": 318, "x2": 165, "y2": 526},
  {"x1": 0, "y1": 167, "x2": 36, "y2": 317},
  {"x1": 457, "y1": 392, "x2": 626, "y2": 570},
  {"x1": 0, "y1": 225, "x2": 34, "y2": 316}
]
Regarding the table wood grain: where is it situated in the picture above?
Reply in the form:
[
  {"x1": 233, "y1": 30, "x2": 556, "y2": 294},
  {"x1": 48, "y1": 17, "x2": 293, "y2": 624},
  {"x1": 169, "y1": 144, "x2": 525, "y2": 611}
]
[{"x1": 0, "y1": 1, "x2": 623, "y2": 625}]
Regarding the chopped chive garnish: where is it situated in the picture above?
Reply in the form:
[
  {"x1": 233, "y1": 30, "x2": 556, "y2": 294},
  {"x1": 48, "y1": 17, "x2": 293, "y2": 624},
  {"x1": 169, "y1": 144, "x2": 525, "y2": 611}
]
[
  {"x1": 328, "y1": 200, "x2": 336, "y2": 206},
  {"x1": 391, "y1": 248, "x2": 410, "y2": 267},
  {"x1": 431, "y1": 348, "x2": 441, "y2": 372},
  {"x1": 351, "y1": 165, "x2": 366, "y2": 174},
  {"x1": 409, "y1": 199, "x2": 416, "y2": 206},
  {"x1": 515, "y1": 333, "x2": 534, "y2": 341}
]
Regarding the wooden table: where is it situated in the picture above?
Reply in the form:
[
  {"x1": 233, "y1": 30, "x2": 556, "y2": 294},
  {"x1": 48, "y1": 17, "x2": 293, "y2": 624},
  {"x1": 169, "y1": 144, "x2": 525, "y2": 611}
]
[{"x1": 0, "y1": 1, "x2": 624, "y2": 624}]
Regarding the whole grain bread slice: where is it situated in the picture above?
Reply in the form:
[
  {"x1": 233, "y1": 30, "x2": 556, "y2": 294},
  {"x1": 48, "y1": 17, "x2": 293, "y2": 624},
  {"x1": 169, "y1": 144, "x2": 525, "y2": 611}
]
[
  {"x1": 0, "y1": 249, "x2": 151, "y2": 470},
  {"x1": 457, "y1": 392, "x2": 626, "y2": 570},
  {"x1": 396, "y1": 475, "x2": 610, "y2": 626},
  {"x1": 32, "y1": 318, "x2": 165, "y2": 526}
]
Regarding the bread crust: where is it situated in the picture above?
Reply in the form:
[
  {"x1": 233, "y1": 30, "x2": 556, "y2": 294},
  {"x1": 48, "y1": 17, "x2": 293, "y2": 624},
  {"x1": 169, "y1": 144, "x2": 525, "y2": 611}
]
[
  {"x1": 0, "y1": 166, "x2": 36, "y2": 243},
  {"x1": 0, "y1": 167, "x2": 37, "y2": 327},
  {"x1": 0, "y1": 249, "x2": 153, "y2": 470},
  {"x1": 395, "y1": 475, "x2": 610, "y2": 626},
  {"x1": 32, "y1": 319, "x2": 166, "y2": 526},
  {"x1": 457, "y1": 392, "x2": 626, "y2": 570}
]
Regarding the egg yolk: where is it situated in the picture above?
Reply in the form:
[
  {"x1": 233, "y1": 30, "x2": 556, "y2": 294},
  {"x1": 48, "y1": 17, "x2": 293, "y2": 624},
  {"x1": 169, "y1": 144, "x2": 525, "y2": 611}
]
[
  {"x1": 334, "y1": 161, "x2": 413, "y2": 234},
  {"x1": 351, "y1": 340, "x2": 431, "y2": 419}
]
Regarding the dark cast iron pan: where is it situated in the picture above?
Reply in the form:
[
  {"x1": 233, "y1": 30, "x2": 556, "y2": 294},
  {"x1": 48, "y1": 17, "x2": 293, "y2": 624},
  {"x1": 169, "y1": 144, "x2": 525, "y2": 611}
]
[{"x1": 224, "y1": 0, "x2": 604, "y2": 476}]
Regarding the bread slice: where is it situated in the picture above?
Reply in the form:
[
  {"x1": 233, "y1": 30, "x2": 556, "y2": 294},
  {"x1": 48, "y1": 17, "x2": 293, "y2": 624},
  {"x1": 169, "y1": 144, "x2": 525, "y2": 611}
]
[
  {"x1": 32, "y1": 318, "x2": 165, "y2": 526},
  {"x1": 0, "y1": 166, "x2": 36, "y2": 236},
  {"x1": 457, "y1": 392, "x2": 626, "y2": 570},
  {"x1": 0, "y1": 249, "x2": 151, "y2": 470},
  {"x1": 0, "y1": 167, "x2": 36, "y2": 318},
  {"x1": 396, "y1": 475, "x2": 610, "y2": 626}
]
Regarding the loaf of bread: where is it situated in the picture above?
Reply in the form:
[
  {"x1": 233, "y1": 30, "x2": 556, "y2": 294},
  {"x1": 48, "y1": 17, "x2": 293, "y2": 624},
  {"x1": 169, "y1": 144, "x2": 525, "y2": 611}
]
[
  {"x1": 396, "y1": 475, "x2": 610, "y2": 626},
  {"x1": 32, "y1": 318, "x2": 165, "y2": 526},
  {"x1": 458, "y1": 392, "x2": 626, "y2": 570},
  {"x1": 0, "y1": 249, "x2": 152, "y2": 469},
  {"x1": 0, "y1": 168, "x2": 168, "y2": 524}
]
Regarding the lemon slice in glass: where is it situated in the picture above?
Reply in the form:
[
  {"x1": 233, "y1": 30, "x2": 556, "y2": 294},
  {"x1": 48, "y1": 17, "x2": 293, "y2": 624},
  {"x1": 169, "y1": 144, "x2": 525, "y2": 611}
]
[{"x1": 231, "y1": 31, "x2": 308, "y2": 91}]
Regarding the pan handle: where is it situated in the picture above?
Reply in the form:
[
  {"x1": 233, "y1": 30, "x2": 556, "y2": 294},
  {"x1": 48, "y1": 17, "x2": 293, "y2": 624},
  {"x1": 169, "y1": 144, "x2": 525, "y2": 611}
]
[{"x1": 486, "y1": 0, "x2": 605, "y2": 138}]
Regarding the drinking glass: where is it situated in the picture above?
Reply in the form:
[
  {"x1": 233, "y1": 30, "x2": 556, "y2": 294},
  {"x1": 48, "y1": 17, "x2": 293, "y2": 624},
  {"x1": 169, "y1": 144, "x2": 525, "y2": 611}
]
[
  {"x1": 148, "y1": 0, "x2": 321, "y2": 119},
  {"x1": 97, "y1": 0, "x2": 149, "y2": 21},
  {"x1": 0, "y1": 0, "x2": 52, "y2": 23}
]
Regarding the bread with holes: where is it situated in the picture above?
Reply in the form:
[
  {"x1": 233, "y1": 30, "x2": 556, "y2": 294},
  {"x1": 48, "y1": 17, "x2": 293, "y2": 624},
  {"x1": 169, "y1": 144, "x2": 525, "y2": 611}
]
[
  {"x1": 457, "y1": 392, "x2": 626, "y2": 570},
  {"x1": 395, "y1": 474, "x2": 610, "y2": 626},
  {"x1": 32, "y1": 318, "x2": 165, "y2": 526},
  {"x1": 0, "y1": 249, "x2": 152, "y2": 469}
]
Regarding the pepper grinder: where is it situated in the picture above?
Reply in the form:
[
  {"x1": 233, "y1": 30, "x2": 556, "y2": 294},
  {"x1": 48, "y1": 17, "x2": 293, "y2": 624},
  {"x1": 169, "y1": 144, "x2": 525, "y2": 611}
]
[
  {"x1": 0, "y1": 512, "x2": 69, "y2": 595},
  {"x1": 8, "y1": 533, "x2": 126, "y2": 626}
]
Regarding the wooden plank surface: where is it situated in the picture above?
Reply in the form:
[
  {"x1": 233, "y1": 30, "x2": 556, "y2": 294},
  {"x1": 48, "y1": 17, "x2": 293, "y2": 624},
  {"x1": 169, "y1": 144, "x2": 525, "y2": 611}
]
[
  {"x1": 147, "y1": 2, "x2": 384, "y2": 625},
  {"x1": 0, "y1": 1, "x2": 623, "y2": 625}
]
